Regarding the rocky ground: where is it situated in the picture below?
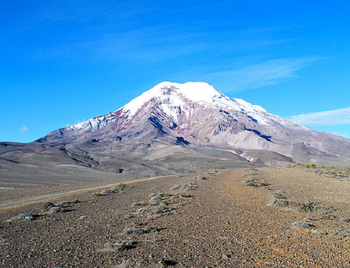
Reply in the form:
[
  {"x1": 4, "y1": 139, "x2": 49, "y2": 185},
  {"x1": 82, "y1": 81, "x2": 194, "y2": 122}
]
[{"x1": 1, "y1": 166, "x2": 350, "y2": 267}]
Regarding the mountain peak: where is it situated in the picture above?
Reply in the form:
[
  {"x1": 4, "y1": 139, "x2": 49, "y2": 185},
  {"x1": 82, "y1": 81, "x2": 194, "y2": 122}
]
[
  {"x1": 33, "y1": 81, "x2": 350, "y2": 167},
  {"x1": 121, "y1": 81, "x2": 224, "y2": 117},
  {"x1": 120, "y1": 81, "x2": 271, "y2": 125}
]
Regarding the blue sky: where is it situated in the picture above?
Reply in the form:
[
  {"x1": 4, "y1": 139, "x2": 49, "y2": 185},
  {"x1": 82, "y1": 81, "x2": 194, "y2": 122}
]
[{"x1": 1, "y1": 0, "x2": 350, "y2": 143}]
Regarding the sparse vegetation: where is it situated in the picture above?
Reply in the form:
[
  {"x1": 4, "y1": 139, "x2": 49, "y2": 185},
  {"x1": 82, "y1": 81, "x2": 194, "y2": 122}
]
[
  {"x1": 157, "y1": 259, "x2": 177, "y2": 267},
  {"x1": 292, "y1": 221, "x2": 316, "y2": 229},
  {"x1": 268, "y1": 192, "x2": 290, "y2": 207},
  {"x1": 49, "y1": 206, "x2": 69, "y2": 213},
  {"x1": 179, "y1": 193, "x2": 193, "y2": 198},
  {"x1": 291, "y1": 201, "x2": 317, "y2": 213},
  {"x1": 101, "y1": 189, "x2": 112, "y2": 194},
  {"x1": 92, "y1": 192, "x2": 104, "y2": 197},
  {"x1": 170, "y1": 184, "x2": 181, "y2": 190},
  {"x1": 192, "y1": 176, "x2": 208, "y2": 181},
  {"x1": 41, "y1": 202, "x2": 55, "y2": 211},
  {"x1": 8, "y1": 213, "x2": 35, "y2": 222},
  {"x1": 243, "y1": 177, "x2": 270, "y2": 187},
  {"x1": 117, "y1": 183, "x2": 127, "y2": 190},
  {"x1": 4, "y1": 168, "x2": 350, "y2": 267}
]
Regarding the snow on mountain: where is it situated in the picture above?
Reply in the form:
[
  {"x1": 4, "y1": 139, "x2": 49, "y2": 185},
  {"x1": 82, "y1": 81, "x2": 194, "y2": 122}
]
[
  {"x1": 35, "y1": 81, "x2": 350, "y2": 166},
  {"x1": 119, "y1": 81, "x2": 303, "y2": 128},
  {"x1": 122, "y1": 82, "x2": 224, "y2": 117},
  {"x1": 39, "y1": 81, "x2": 323, "y2": 143}
]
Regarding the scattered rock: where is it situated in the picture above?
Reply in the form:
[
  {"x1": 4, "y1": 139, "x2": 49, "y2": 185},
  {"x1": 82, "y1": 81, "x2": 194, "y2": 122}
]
[
  {"x1": 192, "y1": 176, "x2": 207, "y2": 181},
  {"x1": 137, "y1": 206, "x2": 152, "y2": 217},
  {"x1": 98, "y1": 240, "x2": 137, "y2": 252},
  {"x1": 124, "y1": 226, "x2": 162, "y2": 235},
  {"x1": 302, "y1": 217, "x2": 317, "y2": 222},
  {"x1": 110, "y1": 186, "x2": 119, "y2": 192},
  {"x1": 292, "y1": 221, "x2": 316, "y2": 229},
  {"x1": 149, "y1": 196, "x2": 162, "y2": 205},
  {"x1": 339, "y1": 218, "x2": 350, "y2": 223},
  {"x1": 41, "y1": 202, "x2": 55, "y2": 211},
  {"x1": 124, "y1": 227, "x2": 148, "y2": 235},
  {"x1": 179, "y1": 193, "x2": 193, "y2": 198},
  {"x1": 49, "y1": 206, "x2": 68, "y2": 214},
  {"x1": 157, "y1": 259, "x2": 177, "y2": 267},
  {"x1": 117, "y1": 183, "x2": 128, "y2": 190},
  {"x1": 101, "y1": 189, "x2": 112, "y2": 195},
  {"x1": 124, "y1": 214, "x2": 134, "y2": 220},
  {"x1": 338, "y1": 228, "x2": 350, "y2": 234},
  {"x1": 180, "y1": 183, "x2": 198, "y2": 190},
  {"x1": 8, "y1": 213, "x2": 35, "y2": 222},
  {"x1": 56, "y1": 200, "x2": 80, "y2": 207},
  {"x1": 132, "y1": 201, "x2": 148, "y2": 207},
  {"x1": 268, "y1": 193, "x2": 287, "y2": 200},
  {"x1": 242, "y1": 177, "x2": 256, "y2": 183},
  {"x1": 170, "y1": 184, "x2": 181, "y2": 190},
  {"x1": 92, "y1": 192, "x2": 105, "y2": 197}
]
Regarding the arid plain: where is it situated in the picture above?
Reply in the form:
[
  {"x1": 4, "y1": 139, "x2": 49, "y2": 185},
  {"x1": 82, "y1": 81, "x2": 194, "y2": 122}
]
[{"x1": 1, "y1": 166, "x2": 350, "y2": 267}]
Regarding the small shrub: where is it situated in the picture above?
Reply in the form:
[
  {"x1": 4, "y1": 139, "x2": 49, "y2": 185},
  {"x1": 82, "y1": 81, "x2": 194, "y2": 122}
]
[
  {"x1": 110, "y1": 186, "x2": 119, "y2": 192},
  {"x1": 180, "y1": 193, "x2": 193, "y2": 198},
  {"x1": 159, "y1": 201, "x2": 168, "y2": 206},
  {"x1": 49, "y1": 206, "x2": 68, "y2": 213},
  {"x1": 292, "y1": 201, "x2": 317, "y2": 212},
  {"x1": 292, "y1": 221, "x2": 316, "y2": 229},
  {"x1": 150, "y1": 196, "x2": 162, "y2": 205},
  {"x1": 246, "y1": 181, "x2": 269, "y2": 187},
  {"x1": 180, "y1": 183, "x2": 198, "y2": 190},
  {"x1": 124, "y1": 227, "x2": 147, "y2": 235},
  {"x1": 269, "y1": 199, "x2": 290, "y2": 207},
  {"x1": 92, "y1": 192, "x2": 104, "y2": 197},
  {"x1": 170, "y1": 184, "x2": 181, "y2": 190},
  {"x1": 117, "y1": 183, "x2": 127, "y2": 190},
  {"x1": 41, "y1": 202, "x2": 55, "y2": 211},
  {"x1": 320, "y1": 214, "x2": 336, "y2": 220},
  {"x1": 132, "y1": 201, "x2": 148, "y2": 207},
  {"x1": 9, "y1": 213, "x2": 35, "y2": 222},
  {"x1": 101, "y1": 189, "x2": 112, "y2": 195},
  {"x1": 268, "y1": 193, "x2": 287, "y2": 200},
  {"x1": 192, "y1": 176, "x2": 207, "y2": 181}
]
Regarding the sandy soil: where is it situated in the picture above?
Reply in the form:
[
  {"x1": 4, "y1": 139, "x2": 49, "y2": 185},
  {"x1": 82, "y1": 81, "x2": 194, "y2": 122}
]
[{"x1": 1, "y1": 167, "x2": 350, "y2": 267}]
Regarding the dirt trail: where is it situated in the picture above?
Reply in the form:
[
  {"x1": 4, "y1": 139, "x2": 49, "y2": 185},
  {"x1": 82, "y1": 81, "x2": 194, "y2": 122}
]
[{"x1": 0, "y1": 175, "x2": 171, "y2": 210}]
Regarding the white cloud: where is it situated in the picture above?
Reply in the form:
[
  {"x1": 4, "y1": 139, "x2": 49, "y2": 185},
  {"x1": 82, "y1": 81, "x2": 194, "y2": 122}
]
[
  {"x1": 207, "y1": 57, "x2": 324, "y2": 92},
  {"x1": 290, "y1": 107, "x2": 350, "y2": 126},
  {"x1": 21, "y1": 126, "x2": 29, "y2": 132}
]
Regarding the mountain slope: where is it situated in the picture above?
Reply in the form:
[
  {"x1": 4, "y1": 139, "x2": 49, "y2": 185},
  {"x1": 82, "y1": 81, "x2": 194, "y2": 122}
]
[
  {"x1": 0, "y1": 82, "x2": 349, "y2": 187},
  {"x1": 36, "y1": 82, "x2": 350, "y2": 166}
]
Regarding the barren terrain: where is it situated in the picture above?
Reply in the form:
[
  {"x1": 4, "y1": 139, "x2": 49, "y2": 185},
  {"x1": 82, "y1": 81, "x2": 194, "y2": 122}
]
[{"x1": 1, "y1": 167, "x2": 350, "y2": 267}]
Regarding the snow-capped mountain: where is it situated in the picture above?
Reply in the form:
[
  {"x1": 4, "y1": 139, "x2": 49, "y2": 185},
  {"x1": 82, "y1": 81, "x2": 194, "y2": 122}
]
[
  {"x1": 39, "y1": 81, "x2": 304, "y2": 142},
  {"x1": 36, "y1": 81, "x2": 350, "y2": 167},
  {"x1": 1, "y1": 81, "x2": 349, "y2": 184}
]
